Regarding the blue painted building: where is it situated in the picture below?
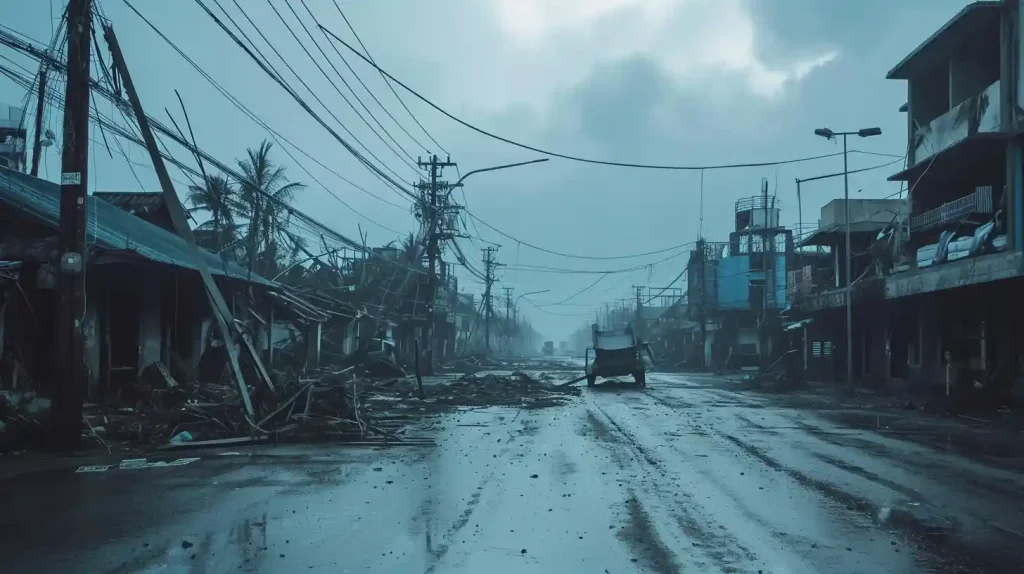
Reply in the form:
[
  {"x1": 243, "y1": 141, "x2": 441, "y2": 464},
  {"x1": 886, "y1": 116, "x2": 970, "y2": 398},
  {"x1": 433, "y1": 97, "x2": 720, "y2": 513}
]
[{"x1": 687, "y1": 195, "x2": 793, "y2": 369}]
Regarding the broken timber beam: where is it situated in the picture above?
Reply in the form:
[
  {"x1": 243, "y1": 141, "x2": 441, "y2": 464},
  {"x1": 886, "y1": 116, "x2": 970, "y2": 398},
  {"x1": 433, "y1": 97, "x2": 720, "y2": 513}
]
[{"x1": 103, "y1": 24, "x2": 264, "y2": 417}]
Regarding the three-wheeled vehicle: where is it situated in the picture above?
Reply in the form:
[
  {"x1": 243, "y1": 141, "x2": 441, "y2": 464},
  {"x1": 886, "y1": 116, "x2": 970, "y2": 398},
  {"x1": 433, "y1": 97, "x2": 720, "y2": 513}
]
[{"x1": 585, "y1": 324, "x2": 648, "y2": 387}]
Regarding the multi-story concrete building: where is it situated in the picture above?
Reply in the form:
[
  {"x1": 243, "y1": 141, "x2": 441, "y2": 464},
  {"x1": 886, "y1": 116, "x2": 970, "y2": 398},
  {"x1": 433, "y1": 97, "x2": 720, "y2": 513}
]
[
  {"x1": 796, "y1": 1, "x2": 1023, "y2": 403},
  {"x1": 686, "y1": 194, "x2": 793, "y2": 370}
]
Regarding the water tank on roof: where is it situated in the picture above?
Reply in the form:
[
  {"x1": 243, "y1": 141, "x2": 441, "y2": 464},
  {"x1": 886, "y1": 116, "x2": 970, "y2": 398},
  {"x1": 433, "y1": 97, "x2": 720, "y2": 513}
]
[{"x1": 735, "y1": 196, "x2": 780, "y2": 231}]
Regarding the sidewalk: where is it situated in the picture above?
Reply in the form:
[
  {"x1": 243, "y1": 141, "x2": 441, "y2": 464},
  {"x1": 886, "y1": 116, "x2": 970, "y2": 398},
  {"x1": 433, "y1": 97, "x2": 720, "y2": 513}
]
[{"x1": 760, "y1": 380, "x2": 1024, "y2": 469}]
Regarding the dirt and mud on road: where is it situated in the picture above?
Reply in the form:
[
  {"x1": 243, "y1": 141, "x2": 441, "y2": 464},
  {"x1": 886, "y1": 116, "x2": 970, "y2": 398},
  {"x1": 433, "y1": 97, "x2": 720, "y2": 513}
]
[{"x1": 2, "y1": 366, "x2": 1022, "y2": 573}]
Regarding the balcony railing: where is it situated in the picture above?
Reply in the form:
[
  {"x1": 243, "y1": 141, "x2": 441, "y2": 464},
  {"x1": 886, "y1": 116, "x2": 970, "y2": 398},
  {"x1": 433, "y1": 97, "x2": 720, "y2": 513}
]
[
  {"x1": 911, "y1": 80, "x2": 1001, "y2": 166},
  {"x1": 910, "y1": 185, "x2": 993, "y2": 232}
]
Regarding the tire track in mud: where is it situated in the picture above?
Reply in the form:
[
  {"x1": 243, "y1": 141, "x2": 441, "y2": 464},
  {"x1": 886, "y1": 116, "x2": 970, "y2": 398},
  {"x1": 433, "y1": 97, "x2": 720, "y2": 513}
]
[
  {"x1": 585, "y1": 399, "x2": 758, "y2": 572},
  {"x1": 616, "y1": 492, "x2": 681, "y2": 574},
  {"x1": 718, "y1": 432, "x2": 1020, "y2": 573},
  {"x1": 421, "y1": 479, "x2": 490, "y2": 574}
]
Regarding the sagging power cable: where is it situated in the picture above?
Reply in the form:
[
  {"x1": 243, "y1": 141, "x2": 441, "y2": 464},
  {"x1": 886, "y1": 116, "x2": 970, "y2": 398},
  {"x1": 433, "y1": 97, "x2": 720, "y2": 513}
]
[{"x1": 319, "y1": 25, "x2": 904, "y2": 171}]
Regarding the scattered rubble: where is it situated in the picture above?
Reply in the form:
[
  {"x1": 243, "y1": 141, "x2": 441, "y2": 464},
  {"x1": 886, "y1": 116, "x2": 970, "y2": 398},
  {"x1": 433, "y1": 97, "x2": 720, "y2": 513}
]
[{"x1": 1, "y1": 362, "x2": 582, "y2": 453}]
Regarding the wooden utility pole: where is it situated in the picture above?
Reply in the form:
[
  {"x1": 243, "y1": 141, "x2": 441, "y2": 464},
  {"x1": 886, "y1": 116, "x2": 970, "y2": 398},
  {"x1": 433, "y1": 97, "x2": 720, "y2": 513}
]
[
  {"x1": 30, "y1": 68, "x2": 46, "y2": 177},
  {"x1": 418, "y1": 154, "x2": 455, "y2": 374},
  {"x1": 503, "y1": 286, "x2": 513, "y2": 355},
  {"x1": 52, "y1": 0, "x2": 92, "y2": 449},
  {"x1": 481, "y1": 246, "x2": 501, "y2": 355}
]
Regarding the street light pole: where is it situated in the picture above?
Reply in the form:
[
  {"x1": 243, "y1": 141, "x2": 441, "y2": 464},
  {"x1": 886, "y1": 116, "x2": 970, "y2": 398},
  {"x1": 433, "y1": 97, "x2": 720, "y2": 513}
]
[
  {"x1": 843, "y1": 132, "x2": 852, "y2": 390},
  {"x1": 813, "y1": 126, "x2": 881, "y2": 388}
]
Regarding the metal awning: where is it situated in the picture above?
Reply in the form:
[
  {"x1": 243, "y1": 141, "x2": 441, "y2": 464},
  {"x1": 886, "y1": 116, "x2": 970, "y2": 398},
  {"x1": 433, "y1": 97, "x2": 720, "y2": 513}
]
[
  {"x1": 784, "y1": 318, "x2": 814, "y2": 331},
  {"x1": 798, "y1": 221, "x2": 891, "y2": 247}
]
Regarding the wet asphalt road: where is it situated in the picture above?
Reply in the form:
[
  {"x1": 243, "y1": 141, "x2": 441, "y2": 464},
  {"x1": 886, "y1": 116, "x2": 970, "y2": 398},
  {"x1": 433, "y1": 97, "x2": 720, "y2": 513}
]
[{"x1": 3, "y1": 368, "x2": 1024, "y2": 573}]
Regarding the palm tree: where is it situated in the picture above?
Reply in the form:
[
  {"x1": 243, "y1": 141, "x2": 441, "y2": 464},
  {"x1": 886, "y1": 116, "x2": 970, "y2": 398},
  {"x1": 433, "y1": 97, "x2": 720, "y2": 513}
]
[
  {"x1": 186, "y1": 173, "x2": 240, "y2": 252},
  {"x1": 399, "y1": 232, "x2": 421, "y2": 265},
  {"x1": 235, "y1": 140, "x2": 305, "y2": 276}
]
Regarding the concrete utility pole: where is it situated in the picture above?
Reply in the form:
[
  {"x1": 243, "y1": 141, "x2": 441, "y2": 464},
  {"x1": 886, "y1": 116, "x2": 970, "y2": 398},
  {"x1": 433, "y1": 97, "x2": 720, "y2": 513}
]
[
  {"x1": 418, "y1": 154, "x2": 456, "y2": 375},
  {"x1": 52, "y1": 0, "x2": 92, "y2": 449},
  {"x1": 30, "y1": 67, "x2": 46, "y2": 177},
  {"x1": 481, "y1": 246, "x2": 502, "y2": 355}
]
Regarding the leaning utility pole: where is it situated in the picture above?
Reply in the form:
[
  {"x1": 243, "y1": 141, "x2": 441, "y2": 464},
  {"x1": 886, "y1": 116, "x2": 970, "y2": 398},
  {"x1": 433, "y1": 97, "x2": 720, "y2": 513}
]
[
  {"x1": 418, "y1": 154, "x2": 456, "y2": 375},
  {"x1": 30, "y1": 67, "x2": 46, "y2": 177},
  {"x1": 481, "y1": 246, "x2": 502, "y2": 355},
  {"x1": 105, "y1": 23, "x2": 267, "y2": 417},
  {"x1": 52, "y1": 0, "x2": 92, "y2": 449}
]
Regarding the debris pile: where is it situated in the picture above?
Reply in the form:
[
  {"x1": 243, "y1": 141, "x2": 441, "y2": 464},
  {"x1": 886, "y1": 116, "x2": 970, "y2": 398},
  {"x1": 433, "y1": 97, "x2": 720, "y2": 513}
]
[
  {"x1": 360, "y1": 371, "x2": 581, "y2": 411},
  {"x1": 2, "y1": 362, "x2": 580, "y2": 453},
  {"x1": 0, "y1": 391, "x2": 52, "y2": 449},
  {"x1": 438, "y1": 371, "x2": 581, "y2": 408}
]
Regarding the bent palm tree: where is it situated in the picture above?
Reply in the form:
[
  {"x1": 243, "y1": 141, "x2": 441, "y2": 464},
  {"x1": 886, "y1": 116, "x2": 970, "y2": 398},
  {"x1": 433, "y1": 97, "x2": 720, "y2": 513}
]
[{"x1": 236, "y1": 140, "x2": 306, "y2": 276}]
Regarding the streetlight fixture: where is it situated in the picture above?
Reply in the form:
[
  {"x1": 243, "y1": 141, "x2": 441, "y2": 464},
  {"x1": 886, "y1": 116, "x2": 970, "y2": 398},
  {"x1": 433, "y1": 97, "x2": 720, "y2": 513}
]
[
  {"x1": 443, "y1": 158, "x2": 550, "y2": 199},
  {"x1": 813, "y1": 126, "x2": 882, "y2": 388},
  {"x1": 421, "y1": 158, "x2": 549, "y2": 372},
  {"x1": 513, "y1": 289, "x2": 550, "y2": 326}
]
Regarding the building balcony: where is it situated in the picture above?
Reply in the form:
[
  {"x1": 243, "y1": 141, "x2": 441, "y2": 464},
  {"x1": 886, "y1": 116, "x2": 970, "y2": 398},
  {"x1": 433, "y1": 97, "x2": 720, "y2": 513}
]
[
  {"x1": 910, "y1": 185, "x2": 994, "y2": 232},
  {"x1": 911, "y1": 80, "x2": 1002, "y2": 168}
]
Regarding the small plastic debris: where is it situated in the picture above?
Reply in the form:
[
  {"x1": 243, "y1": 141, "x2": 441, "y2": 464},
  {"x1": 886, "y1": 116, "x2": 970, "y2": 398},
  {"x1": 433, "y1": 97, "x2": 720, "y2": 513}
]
[{"x1": 169, "y1": 431, "x2": 193, "y2": 445}]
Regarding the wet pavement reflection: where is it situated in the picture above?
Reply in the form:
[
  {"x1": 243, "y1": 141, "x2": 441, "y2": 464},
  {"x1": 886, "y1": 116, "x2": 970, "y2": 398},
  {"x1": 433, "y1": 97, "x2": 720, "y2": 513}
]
[{"x1": 2, "y1": 365, "x2": 1023, "y2": 573}]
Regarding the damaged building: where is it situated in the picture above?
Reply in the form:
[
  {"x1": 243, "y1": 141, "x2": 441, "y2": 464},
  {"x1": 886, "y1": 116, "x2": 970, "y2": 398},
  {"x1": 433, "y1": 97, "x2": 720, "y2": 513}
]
[
  {"x1": 684, "y1": 195, "x2": 794, "y2": 371},
  {"x1": 792, "y1": 1, "x2": 1024, "y2": 404},
  {"x1": 0, "y1": 167, "x2": 327, "y2": 407}
]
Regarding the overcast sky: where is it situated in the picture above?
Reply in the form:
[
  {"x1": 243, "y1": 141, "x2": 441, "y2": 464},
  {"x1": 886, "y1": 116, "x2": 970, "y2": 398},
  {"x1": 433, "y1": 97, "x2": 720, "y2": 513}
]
[{"x1": 2, "y1": 0, "x2": 971, "y2": 340}]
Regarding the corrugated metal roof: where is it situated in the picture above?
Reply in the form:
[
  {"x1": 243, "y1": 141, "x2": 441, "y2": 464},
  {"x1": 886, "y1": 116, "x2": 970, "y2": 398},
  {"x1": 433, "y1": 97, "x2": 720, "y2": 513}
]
[
  {"x1": 92, "y1": 191, "x2": 166, "y2": 211},
  {"x1": 0, "y1": 167, "x2": 271, "y2": 285}
]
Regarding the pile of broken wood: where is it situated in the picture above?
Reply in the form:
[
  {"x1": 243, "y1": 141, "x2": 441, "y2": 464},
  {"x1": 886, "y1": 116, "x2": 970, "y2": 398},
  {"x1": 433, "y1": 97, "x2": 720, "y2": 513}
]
[{"x1": 76, "y1": 364, "x2": 432, "y2": 452}]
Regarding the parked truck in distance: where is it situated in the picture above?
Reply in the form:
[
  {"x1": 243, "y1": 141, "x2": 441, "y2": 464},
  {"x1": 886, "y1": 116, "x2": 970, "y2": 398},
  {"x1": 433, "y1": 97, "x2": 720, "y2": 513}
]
[{"x1": 542, "y1": 341, "x2": 555, "y2": 355}]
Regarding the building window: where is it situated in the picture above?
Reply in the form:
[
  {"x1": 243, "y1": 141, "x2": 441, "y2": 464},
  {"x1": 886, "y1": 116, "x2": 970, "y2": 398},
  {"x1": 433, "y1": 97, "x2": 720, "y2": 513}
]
[{"x1": 812, "y1": 341, "x2": 832, "y2": 357}]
